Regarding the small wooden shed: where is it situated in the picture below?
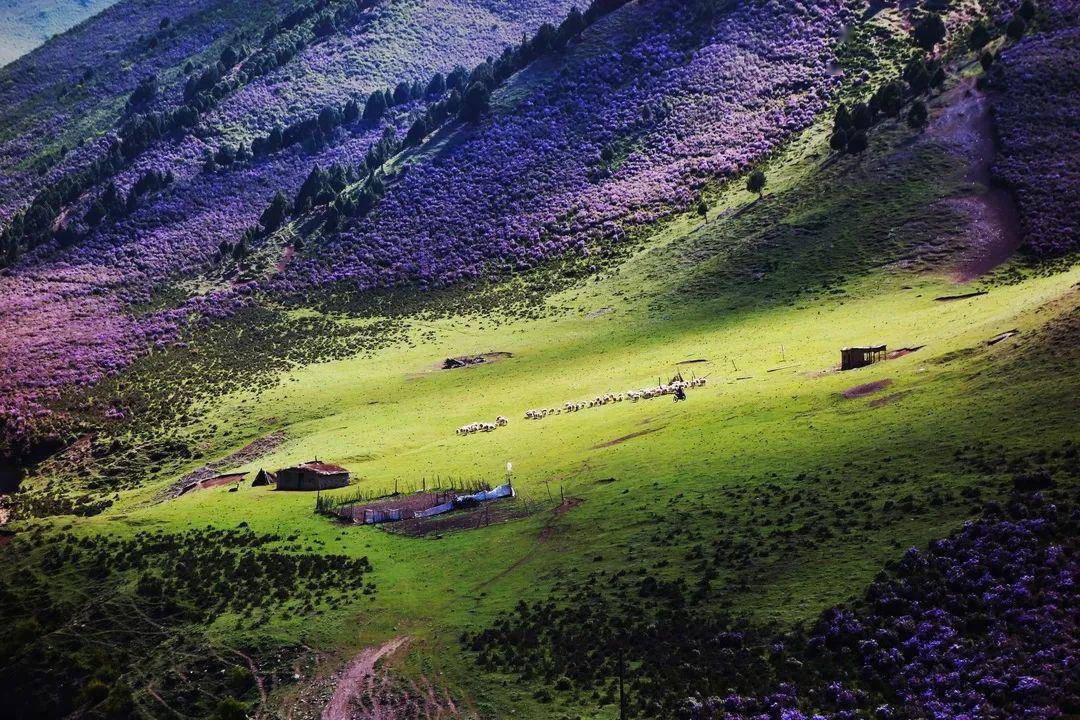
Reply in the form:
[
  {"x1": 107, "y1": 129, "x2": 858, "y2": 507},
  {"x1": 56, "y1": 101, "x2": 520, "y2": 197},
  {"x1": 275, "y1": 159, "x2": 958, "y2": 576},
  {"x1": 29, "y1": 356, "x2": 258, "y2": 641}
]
[
  {"x1": 841, "y1": 345, "x2": 887, "y2": 371},
  {"x1": 275, "y1": 461, "x2": 349, "y2": 491}
]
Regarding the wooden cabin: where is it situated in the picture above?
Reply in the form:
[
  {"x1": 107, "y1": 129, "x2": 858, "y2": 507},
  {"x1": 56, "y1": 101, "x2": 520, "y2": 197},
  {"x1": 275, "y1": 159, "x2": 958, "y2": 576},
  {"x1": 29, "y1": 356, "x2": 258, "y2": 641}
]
[
  {"x1": 841, "y1": 345, "x2": 887, "y2": 371},
  {"x1": 275, "y1": 461, "x2": 349, "y2": 491}
]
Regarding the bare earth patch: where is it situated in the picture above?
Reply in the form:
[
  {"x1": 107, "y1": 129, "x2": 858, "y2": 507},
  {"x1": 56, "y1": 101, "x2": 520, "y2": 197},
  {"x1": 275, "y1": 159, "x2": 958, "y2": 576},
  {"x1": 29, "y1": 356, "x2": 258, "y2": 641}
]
[
  {"x1": 987, "y1": 329, "x2": 1020, "y2": 345},
  {"x1": 320, "y1": 636, "x2": 458, "y2": 720},
  {"x1": 887, "y1": 345, "x2": 924, "y2": 360},
  {"x1": 869, "y1": 390, "x2": 912, "y2": 408},
  {"x1": 408, "y1": 351, "x2": 513, "y2": 379},
  {"x1": 166, "y1": 430, "x2": 284, "y2": 499},
  {"x1": 924, "y1": 77, "x2": 1022, "y2": 280},
  {"x1": 842, "y1": 379, "x2": 893, "y2": 399}
]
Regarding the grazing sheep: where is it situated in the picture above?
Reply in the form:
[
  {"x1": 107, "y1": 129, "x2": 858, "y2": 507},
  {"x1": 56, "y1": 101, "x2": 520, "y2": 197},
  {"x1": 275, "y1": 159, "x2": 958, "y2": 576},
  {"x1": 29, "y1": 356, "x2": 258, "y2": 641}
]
[
  {"x1": 458, "y1": 417, "x2": 508, "y2": 436},
  {"x1": 521, "y1": 375, "x2": 708, "y2": 424}
]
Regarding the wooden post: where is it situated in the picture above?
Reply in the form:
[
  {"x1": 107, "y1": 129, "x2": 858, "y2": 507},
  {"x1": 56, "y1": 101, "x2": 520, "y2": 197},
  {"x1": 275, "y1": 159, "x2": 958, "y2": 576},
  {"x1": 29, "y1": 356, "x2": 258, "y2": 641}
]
[{"x1": 618, "y1": 647, "x2": 627, "y2": 720}]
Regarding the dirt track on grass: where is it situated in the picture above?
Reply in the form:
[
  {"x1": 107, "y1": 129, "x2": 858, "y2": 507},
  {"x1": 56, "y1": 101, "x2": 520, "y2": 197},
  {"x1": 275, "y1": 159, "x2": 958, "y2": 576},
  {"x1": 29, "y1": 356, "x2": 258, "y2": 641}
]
[
  {"x1": 925, "y1": 76, "x2": 1021, "y2": 281},
  {"x1": 469, "y1": 498, "x2": 584, "y2": 594},
  {"x1": 321, "y1": 637, "x2": 410, "y2": 720},
  {"x1": 320, "y1": 637, "x2": 459, "y2": 720},
  {"x1": 592, "y1": 426, "x2": 665, "y2": 449}
]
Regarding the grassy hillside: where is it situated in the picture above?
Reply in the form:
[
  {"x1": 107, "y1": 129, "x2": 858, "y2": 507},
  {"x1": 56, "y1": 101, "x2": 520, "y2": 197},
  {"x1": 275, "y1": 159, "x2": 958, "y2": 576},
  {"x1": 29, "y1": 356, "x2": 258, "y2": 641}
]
[
  {"x1": 1, "y1": 0, "x2": 1078, "y2": 718},
  {"x1": 4, "y1": 43, "x2": 1079, "y2": 716}
]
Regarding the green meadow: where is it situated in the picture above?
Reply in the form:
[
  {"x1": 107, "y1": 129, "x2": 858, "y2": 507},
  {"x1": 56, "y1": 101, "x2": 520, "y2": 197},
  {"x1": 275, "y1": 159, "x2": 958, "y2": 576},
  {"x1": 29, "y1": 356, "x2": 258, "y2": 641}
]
[{"x1": 5, "y1": 64, "x2": 1079, "y2": 717}]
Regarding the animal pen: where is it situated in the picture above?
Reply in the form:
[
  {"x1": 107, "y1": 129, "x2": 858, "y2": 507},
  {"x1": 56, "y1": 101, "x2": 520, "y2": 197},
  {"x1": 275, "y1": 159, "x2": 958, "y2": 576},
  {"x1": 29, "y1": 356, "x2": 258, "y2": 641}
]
[
  {"x1": 316, "y1": 480, "x2": 522, "y2": 535},
  {"x1": 841, "y1": 345, "x2": 887, "y2": 370}
]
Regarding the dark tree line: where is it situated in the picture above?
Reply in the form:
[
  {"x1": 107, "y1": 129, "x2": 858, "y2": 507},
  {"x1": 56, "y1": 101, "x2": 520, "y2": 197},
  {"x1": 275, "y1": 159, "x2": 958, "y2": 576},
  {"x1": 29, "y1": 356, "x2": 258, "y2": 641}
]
[{"x1": 0, "y1": 0, "x2": 378, "y2": 268}]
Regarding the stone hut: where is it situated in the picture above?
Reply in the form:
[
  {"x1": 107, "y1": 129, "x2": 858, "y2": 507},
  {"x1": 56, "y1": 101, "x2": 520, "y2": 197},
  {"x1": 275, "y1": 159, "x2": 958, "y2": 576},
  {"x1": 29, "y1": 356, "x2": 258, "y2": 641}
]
[{"x1": 275, "y1": 461, "x2": 349, "y2": 491}]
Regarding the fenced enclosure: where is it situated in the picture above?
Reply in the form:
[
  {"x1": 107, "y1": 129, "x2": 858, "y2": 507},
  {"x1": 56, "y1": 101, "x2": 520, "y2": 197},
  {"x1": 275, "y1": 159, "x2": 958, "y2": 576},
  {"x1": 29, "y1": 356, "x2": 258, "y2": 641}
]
[{"x1": 314, "y1": 475, "x2": 555, "y2": 536}]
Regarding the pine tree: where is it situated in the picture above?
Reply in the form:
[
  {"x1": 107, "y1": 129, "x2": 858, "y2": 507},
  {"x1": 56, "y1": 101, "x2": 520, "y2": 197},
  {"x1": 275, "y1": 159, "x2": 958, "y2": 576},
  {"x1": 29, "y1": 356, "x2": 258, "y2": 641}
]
[{"x1": 260, "y1": 191, "x2": 289, "y2": 232}]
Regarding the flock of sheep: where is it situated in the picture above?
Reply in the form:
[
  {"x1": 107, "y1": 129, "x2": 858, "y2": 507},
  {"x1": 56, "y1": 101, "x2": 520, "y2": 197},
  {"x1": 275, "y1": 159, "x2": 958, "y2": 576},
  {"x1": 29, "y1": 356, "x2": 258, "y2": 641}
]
[
  {"x1": 456, "y1": 416, "x2": 509, "y2": 435},
  {"x1": 523, "y1": 376, "x2": 707, "y2": 420},
  {"x1": 455, "y1": 376, "x2": 708, "y2": 436}
]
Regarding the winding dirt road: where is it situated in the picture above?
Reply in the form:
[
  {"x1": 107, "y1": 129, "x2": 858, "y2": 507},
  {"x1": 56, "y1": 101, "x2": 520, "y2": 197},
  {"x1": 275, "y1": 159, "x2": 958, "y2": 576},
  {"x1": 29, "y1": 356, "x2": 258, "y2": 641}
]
[{"x1": 321, "y1": 636, "x2": 410, "y2": 720}]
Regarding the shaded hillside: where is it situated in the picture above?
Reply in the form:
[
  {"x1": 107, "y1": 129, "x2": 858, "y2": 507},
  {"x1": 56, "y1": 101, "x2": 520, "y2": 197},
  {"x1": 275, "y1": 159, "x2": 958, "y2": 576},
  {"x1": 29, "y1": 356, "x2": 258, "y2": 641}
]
[{"x1": 990, "y1": 0, "x2": 1080, "y2": 256}]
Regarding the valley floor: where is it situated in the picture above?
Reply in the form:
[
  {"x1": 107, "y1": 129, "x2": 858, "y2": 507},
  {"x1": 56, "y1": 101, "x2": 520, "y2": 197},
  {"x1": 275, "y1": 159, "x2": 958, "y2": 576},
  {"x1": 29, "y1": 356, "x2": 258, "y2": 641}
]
[{"x1": 2, "y1": 63, "x2": 1078, "y2": 720}]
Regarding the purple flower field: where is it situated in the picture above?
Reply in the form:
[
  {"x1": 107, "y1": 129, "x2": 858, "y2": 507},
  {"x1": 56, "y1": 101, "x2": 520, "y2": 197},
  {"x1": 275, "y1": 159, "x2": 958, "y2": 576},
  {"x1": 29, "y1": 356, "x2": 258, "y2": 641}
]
[
  {"x1": 283, "y1": 0, "x2": 845, "y2": 290},
  {"x1": 206, "y1": 0, "x2": 582, "y2": 140},
  {"x1": 679, "y1": 494, "x2": 1080, "y2": 720},
  {"x1": 991, "y1": 0, "x2": 1080, "y2": 256},
  {"x1": 0, "y1": 0, "x2": 293, "y2": 220}
]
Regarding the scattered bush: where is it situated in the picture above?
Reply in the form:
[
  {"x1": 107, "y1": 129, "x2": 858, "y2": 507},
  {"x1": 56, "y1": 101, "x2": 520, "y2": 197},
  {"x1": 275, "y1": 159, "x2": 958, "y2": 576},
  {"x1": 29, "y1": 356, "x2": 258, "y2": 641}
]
[
  {"x1": 912, "y1": 13, "x2": 947, "y2": 51},
  {"x1": 746, "y1": 170, "x2": 766, "y2": 197}
]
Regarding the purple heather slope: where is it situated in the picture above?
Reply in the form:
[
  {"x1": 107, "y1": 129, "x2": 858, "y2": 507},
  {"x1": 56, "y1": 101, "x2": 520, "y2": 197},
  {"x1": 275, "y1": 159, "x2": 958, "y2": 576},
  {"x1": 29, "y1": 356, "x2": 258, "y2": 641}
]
[
  {"x1": 0, "y1": 0, "x2": 846, "y2": 447},
  {"x1": 991, "y1": 0, "x2": 1080, "y2": 257},
  {"x1": 0, "y1": 0, "x2": 581, "y2": 444},
  {"x1": 282, "y1": 0, "x2": 845, "y2": 290},
  {"x1": 683, "y1": 493, "x2": 1080, "y2": 720}
]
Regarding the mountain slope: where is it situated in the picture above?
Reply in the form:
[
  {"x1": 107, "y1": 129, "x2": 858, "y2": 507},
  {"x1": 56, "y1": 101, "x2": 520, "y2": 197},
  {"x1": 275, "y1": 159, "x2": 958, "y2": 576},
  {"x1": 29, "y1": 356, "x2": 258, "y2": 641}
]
[{"x1": 0, "y1": 0, "x2": 1079, "y2": 718}]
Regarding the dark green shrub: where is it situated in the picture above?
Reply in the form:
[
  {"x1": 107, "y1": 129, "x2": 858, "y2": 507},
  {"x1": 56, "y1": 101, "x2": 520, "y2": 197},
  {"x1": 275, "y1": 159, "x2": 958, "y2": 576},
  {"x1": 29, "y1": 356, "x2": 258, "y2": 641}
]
[
  {"x1": 847, "y1": 131, "x2": 868, "y2": 154},
  {"x1": 212, "y1": 697, "x2": 249, "y2": 720},
  {"x1": 460, "y1": 82, "x2": 491, "y2": 122},
  {"x1": 968, "y1": 22, "x2": 991, "y2": 50},
  {"x1": 746, "y1": 170, "x2": 766, "y2": 197},
  {"x1": 907, "y1": 100, "x2": 929, "y2": 128},
  {"x1": 913, "y1": 14, "x2": 947, "y2": 50},
  {"x1": 1006, "y1": 15, "x2": 1027, "y2": 40}
]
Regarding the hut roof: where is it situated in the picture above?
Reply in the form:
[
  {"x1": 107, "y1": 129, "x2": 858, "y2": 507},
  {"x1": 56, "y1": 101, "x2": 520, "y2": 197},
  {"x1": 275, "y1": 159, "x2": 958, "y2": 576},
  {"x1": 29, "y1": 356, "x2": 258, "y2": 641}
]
[{"x1": 283, "y1": 460, "x2": 348, "y2": 475}]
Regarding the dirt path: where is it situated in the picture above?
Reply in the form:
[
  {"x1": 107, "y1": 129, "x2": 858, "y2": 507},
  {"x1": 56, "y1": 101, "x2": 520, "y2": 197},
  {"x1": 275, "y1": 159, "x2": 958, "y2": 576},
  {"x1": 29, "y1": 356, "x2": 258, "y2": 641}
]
[
  {"x1": 276, "y1": 246, "x2": 295, "y2": 273},
  {"x1": 321, "y1": 637, "x2": 410, "y2": 720},
  {"x1": 925, "y1": 77, "x2": 1022, "y2": 281},
  {"x1": 592, "y1": 426, "x2": 665, "y2": 449},
  {"x1": 469, "y1": 498, "x2": 583, "y2": 594}
]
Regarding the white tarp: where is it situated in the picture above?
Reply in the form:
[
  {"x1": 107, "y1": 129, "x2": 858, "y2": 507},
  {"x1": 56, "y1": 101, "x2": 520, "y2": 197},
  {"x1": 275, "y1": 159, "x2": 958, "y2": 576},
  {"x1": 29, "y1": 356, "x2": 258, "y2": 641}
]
[
  {"x1": 456, "y1": 482, "x2": 515, "y2": 504},
  {"x1": 414, "y1": 501, "x2": 453, "y2": 519}
]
